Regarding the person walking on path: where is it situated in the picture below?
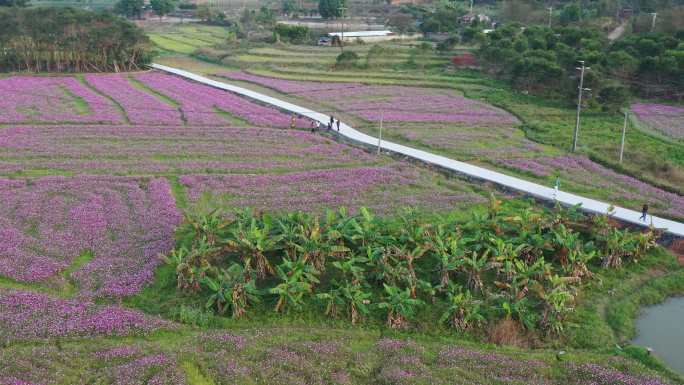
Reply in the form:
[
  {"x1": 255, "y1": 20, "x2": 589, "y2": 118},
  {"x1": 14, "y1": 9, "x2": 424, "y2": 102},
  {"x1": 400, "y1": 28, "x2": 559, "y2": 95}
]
[
  {"x1": 290, "y1": 114, "x2": 297, "y2": 130},
  {"x1": 553, "y1": 176, "x2": 561, "y2": 201},
  {"x1": 640, "y1": 203, "x2": 649, "y2": 222},
  {"x1": 329, "y1": 115, "x2": 334, "y2": 130},
  {"x1": 310, "y1": 119, "x2": 316, "y2": 133},
  {"x1": 336, "y1": 119, "x2": 341, "y2": 131}
]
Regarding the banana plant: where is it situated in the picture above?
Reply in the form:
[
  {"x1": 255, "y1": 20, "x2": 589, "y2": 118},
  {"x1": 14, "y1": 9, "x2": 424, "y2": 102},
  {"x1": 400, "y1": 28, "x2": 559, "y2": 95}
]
[
  {"x1": 549, "y1": 223, "x2": 581, "y2": 268},
  {"x1": 317, "y1": 279, "x2": 371, "y2": 324},
  {"x1": 536, "y1": 275, "x2": 577, "y2": 336},
  {"x1": 498, "y1": 297, "x2": 538, "y2": 331},
  {"x1": 347, "y1": 207, "x2": 381, "y2": 247},
  {"x1": 203, "y1": 263, "x2": 260, "y2": 318},
  {"x1": 461, "y1": 249, "x2": 492, "y2": 294},
  {"x1": 599, "y1": 227, "x2": 631, "y2": 268},
  {"x1": 228, "y1": 215, "x2": 281, "y2": 278},
  {"x1": 439, "y1": 284, "x2": 485, "y2": 332},
  {"x1": 377, "y1": 283, "x2": 424, "y2": 329},
  {"x1": 390, "y1": 244, "x2": 428, "y2": 298},
  {"x1": 432, "y1": 225, "x2": 466, "y2": 289},
  {"x1": 179, "y1": 210, "x2": 232, "y2": 248},
  {"x1": 331, "y1": 254, "x2": 368, "y2": 283},
  {"x1": 487, "y1": 237, "x2": 528, "y2": 282},
  {"x1": 269, "y1": 257, "x2": 320, "y2": 313},
  {"x1": 566, "y1": 249, "x2": 595, "y2": 280}
]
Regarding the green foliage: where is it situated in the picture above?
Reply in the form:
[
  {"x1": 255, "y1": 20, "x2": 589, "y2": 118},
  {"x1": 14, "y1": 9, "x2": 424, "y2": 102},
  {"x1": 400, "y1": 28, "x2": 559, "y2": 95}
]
[
  {"x1": 318, "y1": 0, "x2": 345, "y2": 19},
  {"x1": 335, "y1": 51, "x2": 359, "y2": 68},
  {"x1": 559, "y1": 3, "x2": 581, "y2": 25},
  {"x1": 0, "y1": 7, "x2": 152, "y2": 72},
  {"x1": 163, "y1": 200, "x2": 662, "y2": 337},
  {"x1": 274, "y1": 23, "x2": 310, "y2": 44},
  {"x1": 411, "y1": 2, "x2": 467, "y2": 33},
  {"x1": 150, "y1": 0, "x2": 176, "y2": 20},
  {"x1": 114, "y1": 0, "x2": 143, "y2": 18},
  {"x1": 0, "y1": 0, "x2": 28, "y2": 6},
  {"x1": 478, "y1": 23, "x2": 684, "y2": 100}
]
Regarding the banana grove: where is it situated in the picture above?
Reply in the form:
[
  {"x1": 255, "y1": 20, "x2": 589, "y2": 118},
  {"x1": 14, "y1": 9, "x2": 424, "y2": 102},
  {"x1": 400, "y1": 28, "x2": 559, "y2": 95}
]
[{"x1": 164, "y1": 198, "x2": 661, "y2": 339}]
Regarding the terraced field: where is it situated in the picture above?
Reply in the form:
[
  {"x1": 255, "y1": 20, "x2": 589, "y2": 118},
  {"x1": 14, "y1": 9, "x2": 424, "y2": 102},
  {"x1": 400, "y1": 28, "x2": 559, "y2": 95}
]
[
  {"x1": 212, "y1": 70, "x2": 684, "y2": 220},
  {"x1": 2, "y1": 63, "x2": 683, "y2": 383}
]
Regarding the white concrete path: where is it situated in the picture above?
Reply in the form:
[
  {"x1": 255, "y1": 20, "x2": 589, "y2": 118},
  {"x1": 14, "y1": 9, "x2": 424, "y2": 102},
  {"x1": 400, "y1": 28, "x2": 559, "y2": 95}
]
[{"x1": 151, "y1": 63, "x2": 684, "y2": 237}]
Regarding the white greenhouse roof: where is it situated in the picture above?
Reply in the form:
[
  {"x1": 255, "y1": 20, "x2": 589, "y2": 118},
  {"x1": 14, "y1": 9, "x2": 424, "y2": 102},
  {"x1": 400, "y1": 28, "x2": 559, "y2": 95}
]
[{"x1": 327, "y1": 30, "x2": 394, "y2": 38}]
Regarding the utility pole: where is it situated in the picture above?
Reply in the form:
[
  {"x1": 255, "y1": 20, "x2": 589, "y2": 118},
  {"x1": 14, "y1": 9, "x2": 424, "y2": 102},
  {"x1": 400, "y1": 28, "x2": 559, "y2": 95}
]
[
  {"x1": 572, "y1": 61, "x2": 590, "y2": 153},
  {"x1": 619, "y1": 111, "x2": 627, "y2": 164},
  {"x1": 547, "y1": 6, "x2": 553, "y2": 28},
  {"x1": 338, "y1": 5, "x2": 347, "y2": 52},
  {"x1": 650, "y1": 12, "x2": 657, "y2": 32},
  {"x1": 377, "y1": 110, "x2": 383, "y2": 155}
]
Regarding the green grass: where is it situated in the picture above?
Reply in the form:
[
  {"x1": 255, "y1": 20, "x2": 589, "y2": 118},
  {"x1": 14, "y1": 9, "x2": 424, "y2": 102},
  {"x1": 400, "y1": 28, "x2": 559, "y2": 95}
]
[
  {"x1": 182, "y1": 361, "x2": 217, "y2": 385},
  {"x1": 149, "y1": 34, "x2": 198, "y2": 54}
]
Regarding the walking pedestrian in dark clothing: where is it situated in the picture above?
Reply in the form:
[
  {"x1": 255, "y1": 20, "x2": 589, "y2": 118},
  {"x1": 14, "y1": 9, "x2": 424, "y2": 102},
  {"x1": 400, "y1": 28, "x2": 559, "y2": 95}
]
[
  {"x1": 329, "y1": 116, "x2": 334, "y2": 128},
  {"x1": 310, "y1": 120, "x2": 316, "y2": 133},
  {"x1": 336, "y1": 119, "x2": 341, "y2": 131},
  {"x1": 640, "y1": 204, "x2": 649, "y2": 221}
]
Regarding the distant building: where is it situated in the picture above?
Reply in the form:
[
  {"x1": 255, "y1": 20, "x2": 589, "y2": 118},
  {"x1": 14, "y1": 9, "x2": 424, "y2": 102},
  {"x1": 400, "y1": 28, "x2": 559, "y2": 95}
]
[
  {"x1": 325, "y1": 30, "x2": 417, "y2": 44},
  {"x1": 388, "y1": 0, "x2": 424, "y2": 5},
  {"x1": 458, "y1": 13, "x2": 491, "y2": 26},
  {"x1": 618, "y1": 7, "x2": 634, "y2": 20}
]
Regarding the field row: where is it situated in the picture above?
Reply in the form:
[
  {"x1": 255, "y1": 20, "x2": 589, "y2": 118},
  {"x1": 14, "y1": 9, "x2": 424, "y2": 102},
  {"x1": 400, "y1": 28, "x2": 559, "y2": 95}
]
[
  {"x1": 1, "y1": 332, "x2": 674, "y2": 385},
  {"x1": 0, "y1": 72, "x2": 307, "y2": 128}
]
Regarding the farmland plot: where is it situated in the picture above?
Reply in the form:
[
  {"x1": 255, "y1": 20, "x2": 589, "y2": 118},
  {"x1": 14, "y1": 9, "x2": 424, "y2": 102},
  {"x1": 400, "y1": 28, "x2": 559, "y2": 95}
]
[{"x1": 215, "y1": 72, "x2": 684, "y2": 219}]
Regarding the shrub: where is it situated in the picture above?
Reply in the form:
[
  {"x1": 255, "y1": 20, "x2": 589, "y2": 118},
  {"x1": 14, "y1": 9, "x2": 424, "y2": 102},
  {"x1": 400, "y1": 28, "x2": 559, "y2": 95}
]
[
  {"x1": 274, "y1": 23, "x2": 310, "y2": 44},
  {"x1": 335, "y1": 51, "x2": 359, "y2": 68}
]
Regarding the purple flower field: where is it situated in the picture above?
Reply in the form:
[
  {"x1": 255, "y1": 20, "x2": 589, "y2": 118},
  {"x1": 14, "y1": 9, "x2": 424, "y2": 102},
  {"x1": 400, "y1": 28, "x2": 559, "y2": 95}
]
[
  {"x1": 631, "y1": 103, "x2": 684, "y2": 140},
  {"x1": 0, "y1": 72, "x2": 679, "y2": 384},
  {"x1": 0, "y1": 125, "x2": 374, "y2": 175},
  {"x1": 219, "y1": 71, "x2": 518, "y2": 125},
  {"x1": 0, "y1": 176, "x2": 180, "y2": 297},
  {"x1": 84, "y1": 74, "x2": 184, "y2": 125},
  {"x1": 0, "y1": 76, "x2": 123, "y2": 124},
  {"x1": 0, "y1": 288, "x2": 173, "y2": 343},
  {"x1": 179, "y1": 165, "x2": 485, "y2": 213},
  {"x1": 135, "y1": 72, "x2": 309, "y2": 127},
  {"x1": 499, "y1": 155, "x2": 684, "y2": 218}
]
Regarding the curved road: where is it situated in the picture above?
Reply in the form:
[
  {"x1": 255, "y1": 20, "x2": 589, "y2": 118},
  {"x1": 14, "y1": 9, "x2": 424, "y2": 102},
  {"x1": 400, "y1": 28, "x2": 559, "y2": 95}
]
[{"x1": 151, "y1": 64, "x2": 684, "y2": 238}]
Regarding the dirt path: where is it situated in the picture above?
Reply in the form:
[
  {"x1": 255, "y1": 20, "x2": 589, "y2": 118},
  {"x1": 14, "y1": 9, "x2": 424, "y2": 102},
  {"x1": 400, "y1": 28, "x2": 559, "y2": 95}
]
[{"x1": 608, "y1": 21, "x2": 628, "y2": 41}]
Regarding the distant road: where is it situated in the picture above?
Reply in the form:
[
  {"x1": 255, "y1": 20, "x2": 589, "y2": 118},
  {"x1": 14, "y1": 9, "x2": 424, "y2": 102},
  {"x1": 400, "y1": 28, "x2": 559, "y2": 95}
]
[{"x1": 151, "y1": 63, "x2": 684, "y2": 238}]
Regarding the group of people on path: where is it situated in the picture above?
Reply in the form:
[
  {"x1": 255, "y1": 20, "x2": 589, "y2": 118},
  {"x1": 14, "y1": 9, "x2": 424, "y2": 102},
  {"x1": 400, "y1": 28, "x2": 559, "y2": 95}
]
[{"x1": 300, "y1": 113, "x2": 340, "y2": 133}]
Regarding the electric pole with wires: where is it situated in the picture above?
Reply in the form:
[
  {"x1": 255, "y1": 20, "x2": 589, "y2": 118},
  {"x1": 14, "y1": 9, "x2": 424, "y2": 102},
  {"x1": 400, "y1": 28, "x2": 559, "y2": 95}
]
[
  {"x1": 338, "y1": 5, "x2": 347, "y2": 52},
  {"x1": 572, "y1": 61, "x2": 590, "y2": 152}
]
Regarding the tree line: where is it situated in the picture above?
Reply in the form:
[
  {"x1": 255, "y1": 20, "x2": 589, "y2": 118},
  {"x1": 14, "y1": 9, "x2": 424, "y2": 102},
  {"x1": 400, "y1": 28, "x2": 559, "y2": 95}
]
[
  {"x1": 0, "y1": 7, "x2": 153, "y2": 73},
  {"x1": 478, "y1": 24, "x2": 684, "y2": 105}
]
